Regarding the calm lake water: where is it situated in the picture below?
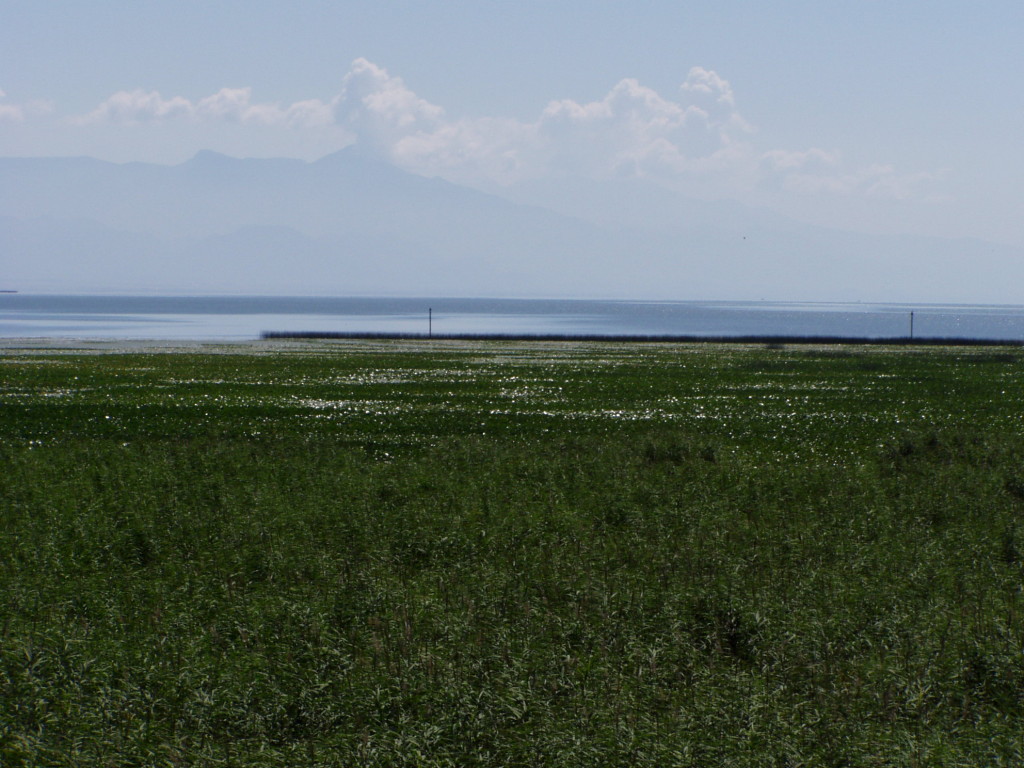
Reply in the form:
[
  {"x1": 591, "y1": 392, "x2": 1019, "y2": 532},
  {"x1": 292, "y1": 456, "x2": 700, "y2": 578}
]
[{"x1": 3, "y1": 295, "x2": 1024, "y2": 342}]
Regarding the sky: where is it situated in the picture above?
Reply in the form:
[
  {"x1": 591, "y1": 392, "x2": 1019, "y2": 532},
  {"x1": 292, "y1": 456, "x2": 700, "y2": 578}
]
[{"x1": 2, "y1": 0, "x2": 1023, "y2": 248}]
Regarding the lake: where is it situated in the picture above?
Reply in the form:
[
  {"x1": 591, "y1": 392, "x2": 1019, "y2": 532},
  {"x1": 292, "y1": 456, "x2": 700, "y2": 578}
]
[{"x1": 3, "y1": 294, "x2": 1024, "y2": 341}]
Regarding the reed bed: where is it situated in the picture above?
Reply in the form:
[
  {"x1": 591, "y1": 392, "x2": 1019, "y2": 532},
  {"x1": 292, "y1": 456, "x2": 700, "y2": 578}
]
[{"x1": 1, "y1": 340, "x2": 1022, "y2": 765}]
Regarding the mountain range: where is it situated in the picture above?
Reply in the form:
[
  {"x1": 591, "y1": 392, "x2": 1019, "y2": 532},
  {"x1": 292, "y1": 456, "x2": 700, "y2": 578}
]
[{"x1": 2, "y1": 149, "x2": 1021, "y2": 302}]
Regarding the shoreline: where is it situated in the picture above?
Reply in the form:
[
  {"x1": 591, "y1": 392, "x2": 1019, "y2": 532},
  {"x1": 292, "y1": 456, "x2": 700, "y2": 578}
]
[{"x1": 2, "y1": 333, "x2": 1023, "y2": 355}]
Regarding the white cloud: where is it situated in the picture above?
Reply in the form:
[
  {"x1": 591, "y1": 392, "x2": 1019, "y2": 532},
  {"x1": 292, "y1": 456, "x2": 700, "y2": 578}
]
[
  {"x1": 0, "y1": 89, "x2": 52, "y2": 122},
  {"x1": 0, "y1": 89, "x2": 15, "y2": 122},
  {"x1": 760, "y1": 148, "x2": 839, "y2": 173},
  {"x1": 334, "y1": 58, "x2": 445, "y2": 148},
  {"x1": 330, "y1": 60, "x2": 758, "y2": 185},
  {"x1": 195, "y1": 87, "x2": 254, "y2": 121},
  {"x1": 0, "y1": 104, "x2": 22, "y2": 122},
  {"x1": 331, "y1": 59, "x2": 539, "y2": 183},
  {"x1": 537, "y1": 74, "x2": 755, "y2": 180},
  {"x1": 537, "y1": 78, "x2": 692, "y2": 176},
  {"x1": 76, "y1": 89, "x2": 193, "y2": 124},
  {"x1": 76, "y1": 87, "x2": 333, "y2": 127},
  {"x1": 279, "y1": 98, "x2": 335, "y2": 128},
  {"x1": 758, "y1": 149, "x2": 940, "y2": 200},
  {"x1": 325, "y1": 59, "x2": 939, "y2": 202},
  {"x1": 66, "y1": 60, "x2": 936, "y2": 202},
  {"x1": 389, "y1": 116, "x2": 535, "y2": 183},
  {"x1": 681, "y1": 67, "x2": 736, "y2": 114}
]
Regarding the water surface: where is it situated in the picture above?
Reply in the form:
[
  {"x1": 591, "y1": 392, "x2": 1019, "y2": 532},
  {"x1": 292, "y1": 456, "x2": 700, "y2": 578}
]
[{"x1": 2, "y1": 295, "x2": 1024, "y2": 341}]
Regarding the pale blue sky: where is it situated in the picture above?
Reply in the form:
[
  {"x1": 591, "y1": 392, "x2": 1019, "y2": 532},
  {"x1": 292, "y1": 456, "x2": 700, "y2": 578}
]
[{"x1": 2, "y1": 0, "x2": 1022, "y2": 247}]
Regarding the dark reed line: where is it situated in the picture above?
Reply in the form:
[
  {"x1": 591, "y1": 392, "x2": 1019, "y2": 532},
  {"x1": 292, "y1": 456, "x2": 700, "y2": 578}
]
[{"x1": 261, "y1": 331, "x2": 1024, "y2": 346}]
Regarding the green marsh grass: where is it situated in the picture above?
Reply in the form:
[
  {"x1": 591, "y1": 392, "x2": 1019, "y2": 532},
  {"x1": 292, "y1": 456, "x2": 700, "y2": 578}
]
[{"x1": 1, "y1": 341, "x2": 1023, "y2": 765}]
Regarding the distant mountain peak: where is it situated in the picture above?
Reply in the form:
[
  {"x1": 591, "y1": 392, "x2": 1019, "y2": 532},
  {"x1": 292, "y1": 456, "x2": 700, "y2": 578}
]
[
  {"x1": 2, "y1": 150, "x2": 1023, "y2": 301},
  {"x1": 314, "y1": 142, "x2": 385, "y2": 163},
  {"x1": 184, "y1": 149, "x2": 235, "y2": 165},
  {"x1": 311, "y1": 145, "x2": 408, "y2": 174}
]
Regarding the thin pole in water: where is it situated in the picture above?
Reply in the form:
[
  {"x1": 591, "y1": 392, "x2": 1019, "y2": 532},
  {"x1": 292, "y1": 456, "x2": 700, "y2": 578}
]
[
  {"x1": 910, "y1": 311, "x2": 914, "y2": 339},
  {"x1": 429, "y1": 308, "x2": 432, "y2": 338}
]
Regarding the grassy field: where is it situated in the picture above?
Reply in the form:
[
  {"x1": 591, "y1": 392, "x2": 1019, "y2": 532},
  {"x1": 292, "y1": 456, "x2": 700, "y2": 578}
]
[{"x1": 1, "y1": 339, "x2": 1023, "y2": 766}]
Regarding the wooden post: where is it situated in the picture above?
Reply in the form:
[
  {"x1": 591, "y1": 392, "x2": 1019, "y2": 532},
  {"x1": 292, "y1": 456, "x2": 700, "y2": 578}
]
[
  {"x1": 429, "y1": 308, "x2": 432, "y2": 338},
  {"x1": 910, "y1": 311, "x2": 914, "y2": 339}
]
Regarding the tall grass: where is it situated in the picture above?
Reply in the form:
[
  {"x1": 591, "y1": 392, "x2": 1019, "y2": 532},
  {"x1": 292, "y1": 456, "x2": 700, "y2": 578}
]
[{"x1": 1, "y1": 342, "x2": 1022, "y2": 765}]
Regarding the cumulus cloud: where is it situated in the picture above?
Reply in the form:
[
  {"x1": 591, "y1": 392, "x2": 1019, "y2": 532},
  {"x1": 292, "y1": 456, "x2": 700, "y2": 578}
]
[
  {"x1": 537, "y1": 78, "x2": 694, "y2": 176},
  {"x1": 68, "y1": 59, "x2": 935, "y2": 201},
  {"x1": 0, "y1": 89, "x2": 53, "y2": 122},
  {"x1": 76, "y1": 89, "x2": 192, "y2": 124},
  {"x1": 0, "y1": 88, "x2": 16, "y2": 121},
  {"x1": 679, "y1": 67, "x2": 737, "y2": 111},
  {"x1": 330, "y1": 59, "x2": 533, "y2": 181},
  {"x1": 539, "y1": 71, "x2": 756, "y2": 180},
  {"x1": 758, "y1": 149, "x2": 940, "y2": 200},
  {"x1": 324, "y1": 60, "x2": 936, "y2": 200},
  {"x1": 75, "y1": 87, "x2": 333, "y2": 127},
  {"x1": 334, "y1": 58, "x2": 444, "y2": 144},
  {"x1": 329, "y1": 60, "x2": 757, "y2": 185}
]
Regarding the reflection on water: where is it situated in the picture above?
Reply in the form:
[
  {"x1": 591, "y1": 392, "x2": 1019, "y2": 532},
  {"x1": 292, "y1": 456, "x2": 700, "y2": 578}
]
[{"x1": 2, "y1": 295, "x2": 1024, "y2": 341}]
